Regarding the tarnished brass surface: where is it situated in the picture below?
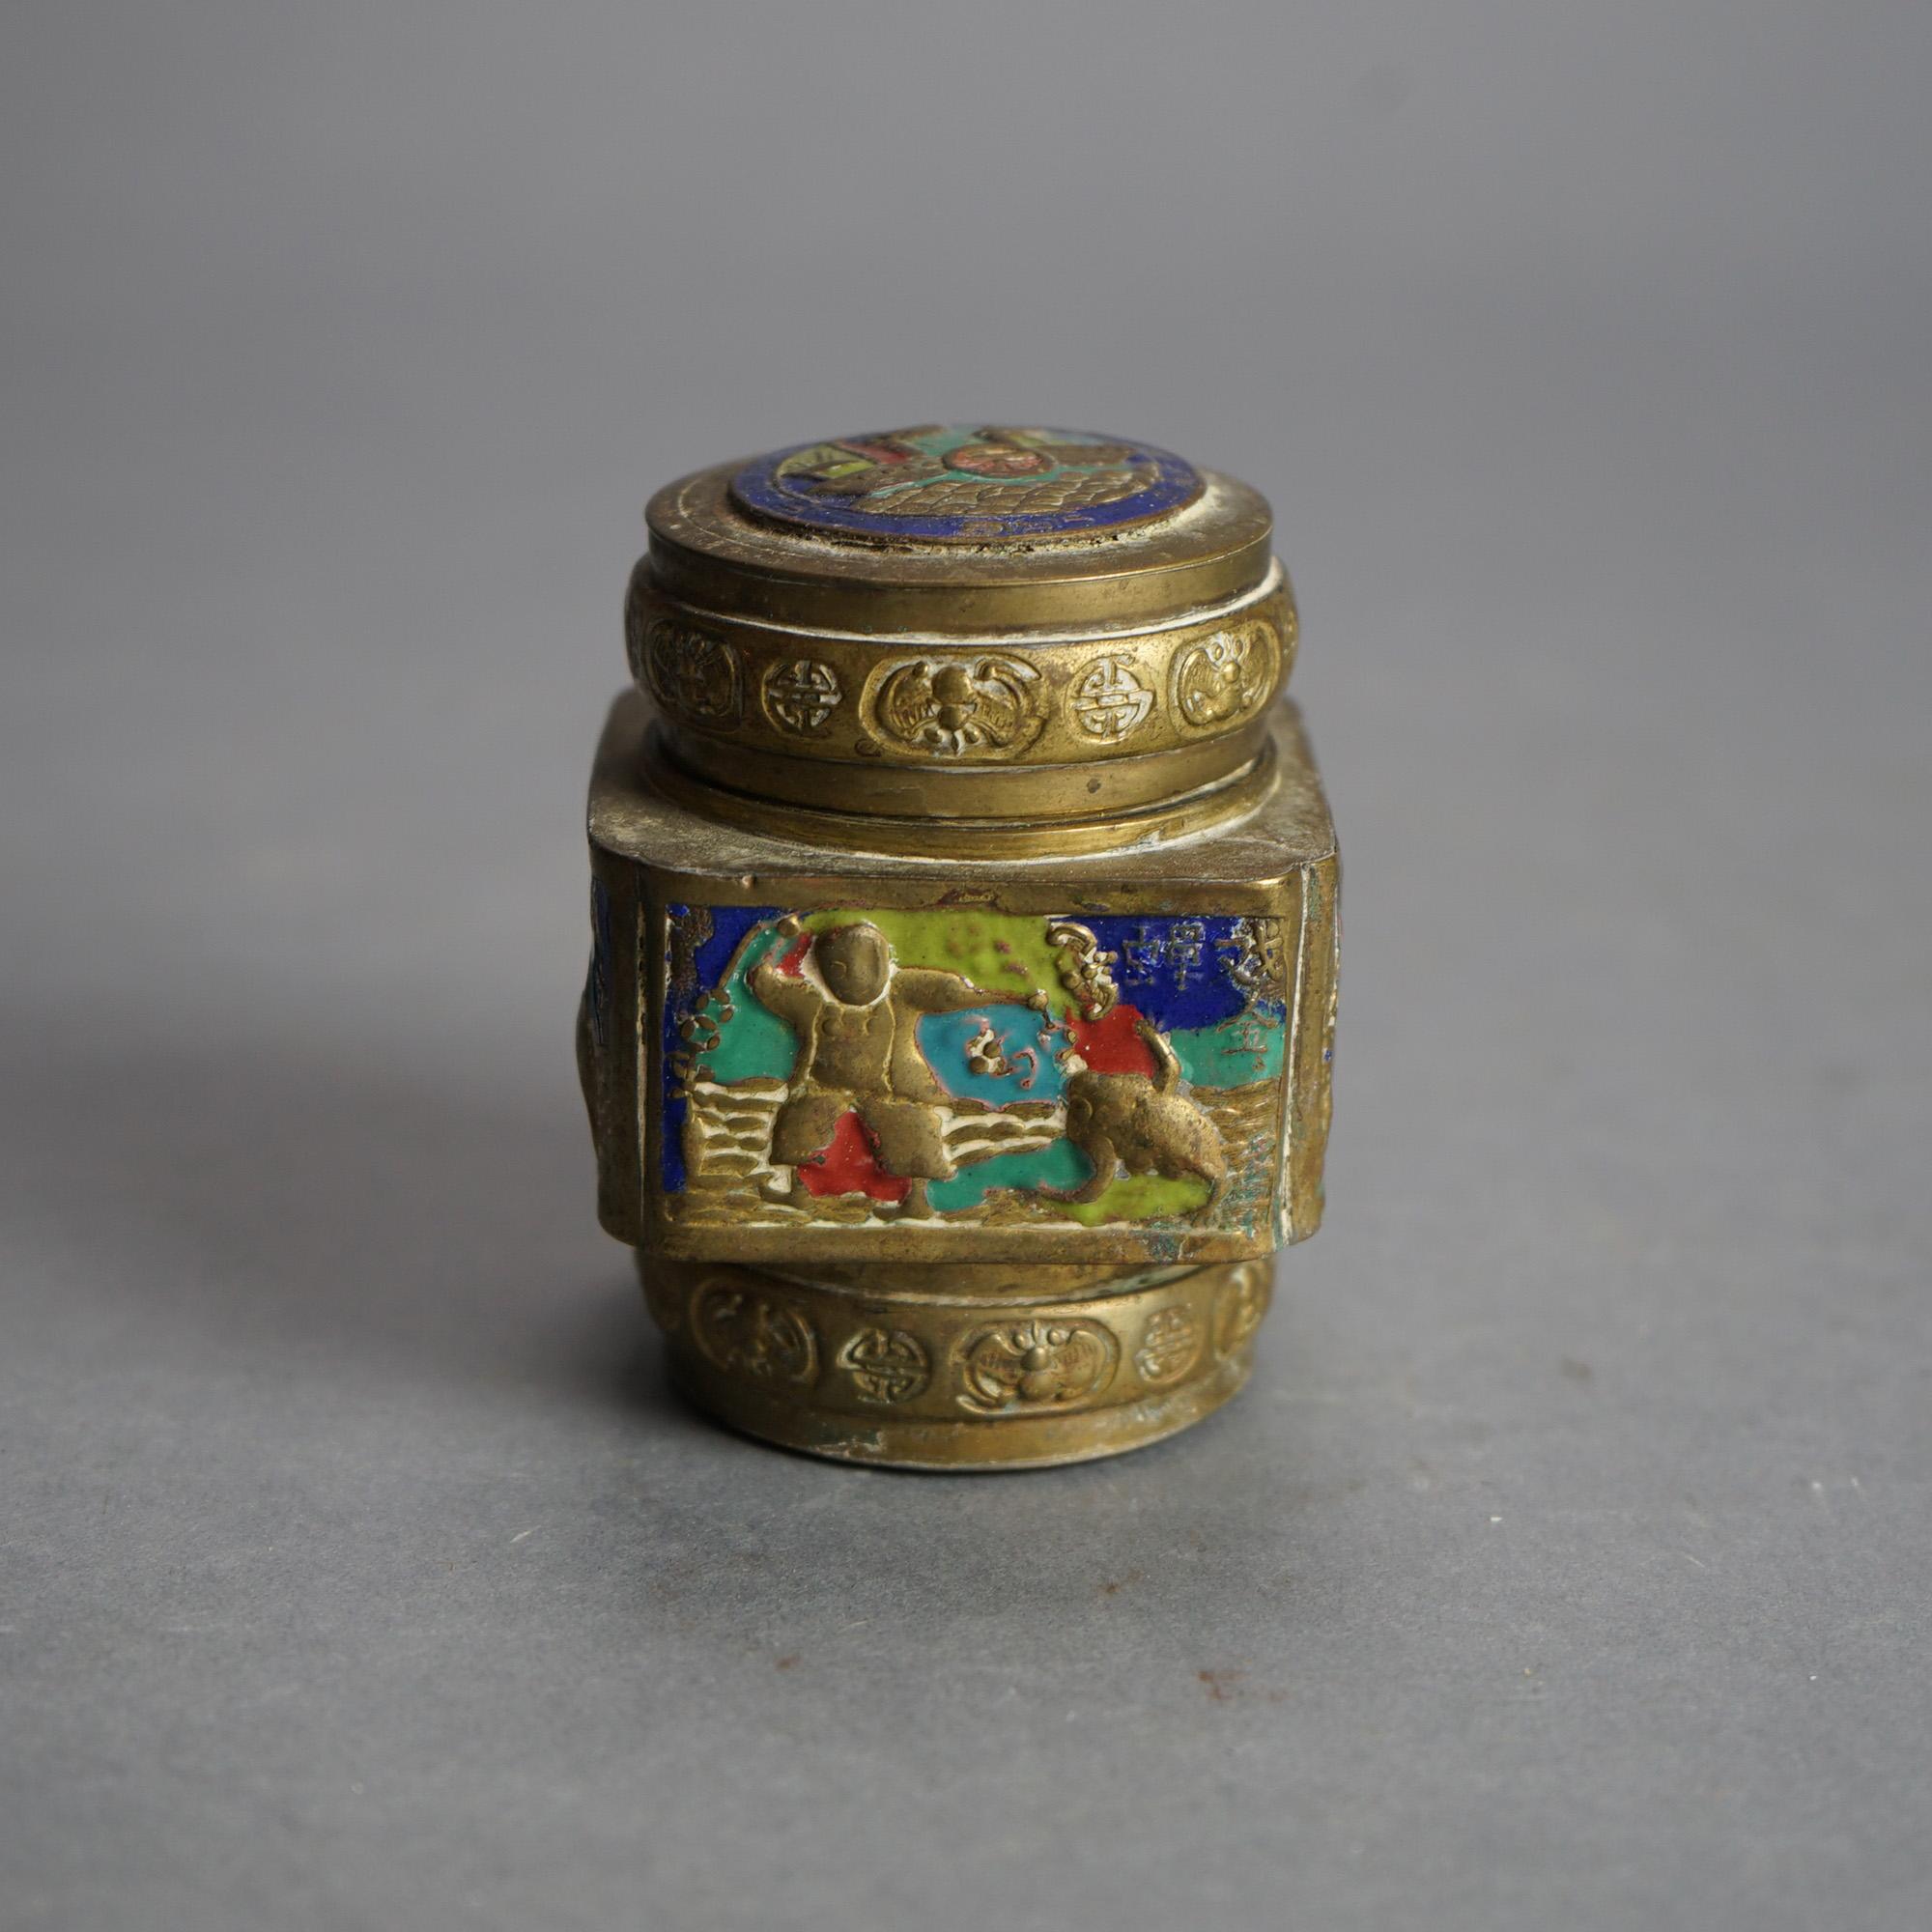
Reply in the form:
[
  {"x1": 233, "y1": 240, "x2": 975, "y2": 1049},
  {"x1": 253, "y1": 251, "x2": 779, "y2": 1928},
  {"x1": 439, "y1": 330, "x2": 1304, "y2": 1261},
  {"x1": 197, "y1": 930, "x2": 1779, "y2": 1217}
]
[
  {"x1": 626, "y1": 563, "x2": 1295, "y2": 778},
  {"x1": 644, "y1": 720, "x2": 1281, "y2": 859},
  {"x1": 643, "y1": 1255, "x2": 1273, "y2": 1469},
  {"x1": 657, "y1": 712, "x2": 1276, "y2": 822},
  {"x1": 580, "y1": 425, "x2": 1340, "y2": 1468}
]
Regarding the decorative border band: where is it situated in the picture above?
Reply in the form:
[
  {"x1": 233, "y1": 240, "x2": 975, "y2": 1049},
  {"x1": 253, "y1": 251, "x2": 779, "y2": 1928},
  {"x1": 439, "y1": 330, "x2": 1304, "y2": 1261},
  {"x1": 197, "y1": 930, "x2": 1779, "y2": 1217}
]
[
  {"x1": 643, "y1": 1255, "x2": 1272, "y2": 1444},
  {"x1": 625, "y1": 566, "x2": 1294, "y2": 770}
]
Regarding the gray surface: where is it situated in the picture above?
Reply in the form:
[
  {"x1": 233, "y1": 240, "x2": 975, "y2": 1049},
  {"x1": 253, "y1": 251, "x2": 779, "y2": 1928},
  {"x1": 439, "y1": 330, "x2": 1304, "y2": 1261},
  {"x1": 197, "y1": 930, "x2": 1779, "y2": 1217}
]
[{"x1": 3, "y1": 4, "x2": 1929, "y2": 1928}]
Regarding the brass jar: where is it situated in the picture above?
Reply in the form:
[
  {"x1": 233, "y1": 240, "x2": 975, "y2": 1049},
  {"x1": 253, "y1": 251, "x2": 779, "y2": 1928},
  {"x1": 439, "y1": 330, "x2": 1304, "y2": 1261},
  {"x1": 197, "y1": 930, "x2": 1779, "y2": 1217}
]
[{"x1": 579, "y1": 426, "x2": 1339, "y2": 1468}]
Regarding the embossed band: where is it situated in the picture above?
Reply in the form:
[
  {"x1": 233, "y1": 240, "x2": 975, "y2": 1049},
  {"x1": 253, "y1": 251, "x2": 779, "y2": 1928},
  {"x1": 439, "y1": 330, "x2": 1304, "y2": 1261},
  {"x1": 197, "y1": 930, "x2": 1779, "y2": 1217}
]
[
  {"x1": 643, "y1": 1255, "x2": 1275, "y2": 1468},
  {"x1": 624, "y1": 565, "x2": 1295, "y2": 776}
]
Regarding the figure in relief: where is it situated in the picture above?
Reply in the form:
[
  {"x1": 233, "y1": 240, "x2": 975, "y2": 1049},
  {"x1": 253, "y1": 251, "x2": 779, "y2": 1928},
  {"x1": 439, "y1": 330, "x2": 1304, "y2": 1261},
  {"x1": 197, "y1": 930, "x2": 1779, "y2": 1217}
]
[
  {"x1": 749, "y1": 917, "x2": 1008, "y2": 1216},
  {"x1": 665, "y1": 904, "x2": 1286, "y2": 1234},
  {"x1": 1061, "y1": 1017, "x2": 1229, "y2": 1207}
]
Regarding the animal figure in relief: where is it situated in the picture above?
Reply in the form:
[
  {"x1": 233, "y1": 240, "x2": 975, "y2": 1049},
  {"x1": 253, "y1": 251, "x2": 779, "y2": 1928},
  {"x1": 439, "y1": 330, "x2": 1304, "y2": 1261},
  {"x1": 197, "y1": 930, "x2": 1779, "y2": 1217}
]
[{"x1": 1061, "y1": 1017, "x2": 1229, "y2": 1209}]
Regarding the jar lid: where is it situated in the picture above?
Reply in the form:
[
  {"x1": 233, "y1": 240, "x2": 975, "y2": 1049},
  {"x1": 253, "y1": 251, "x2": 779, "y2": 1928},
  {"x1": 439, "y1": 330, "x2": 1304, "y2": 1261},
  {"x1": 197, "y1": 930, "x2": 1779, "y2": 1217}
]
[{"x1": 627, "y1": 425, "x2": 1296, "y2": 822}]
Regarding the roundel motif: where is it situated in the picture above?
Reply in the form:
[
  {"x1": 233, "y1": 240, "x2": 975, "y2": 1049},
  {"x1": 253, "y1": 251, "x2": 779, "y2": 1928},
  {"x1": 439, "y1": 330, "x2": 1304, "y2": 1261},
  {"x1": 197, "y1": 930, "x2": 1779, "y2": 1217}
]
[{"x1": 731, "y1": 425, "x2": 1203, "y2": 543}]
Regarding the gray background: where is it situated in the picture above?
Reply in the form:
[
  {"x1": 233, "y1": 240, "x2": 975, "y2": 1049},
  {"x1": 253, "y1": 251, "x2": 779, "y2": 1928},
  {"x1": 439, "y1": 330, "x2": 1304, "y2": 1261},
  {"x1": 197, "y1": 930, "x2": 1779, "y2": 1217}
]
[{"x1": 3, "y1": 4, "x2": 1928, "y2": 1928}]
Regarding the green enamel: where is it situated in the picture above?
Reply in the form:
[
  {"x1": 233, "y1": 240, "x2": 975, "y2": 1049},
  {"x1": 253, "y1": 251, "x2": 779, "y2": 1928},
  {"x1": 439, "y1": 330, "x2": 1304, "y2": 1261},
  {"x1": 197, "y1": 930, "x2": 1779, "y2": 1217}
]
[
  {"x1": 800, "y1": 908, "x2": 1079, "y2": 1018},
  {"x1": 696, "y1": 924, "x2": 798, "y2": 1084},
  {"x1": 1060, "y1": 1173, "x2": 1212, "y2": 1226}
]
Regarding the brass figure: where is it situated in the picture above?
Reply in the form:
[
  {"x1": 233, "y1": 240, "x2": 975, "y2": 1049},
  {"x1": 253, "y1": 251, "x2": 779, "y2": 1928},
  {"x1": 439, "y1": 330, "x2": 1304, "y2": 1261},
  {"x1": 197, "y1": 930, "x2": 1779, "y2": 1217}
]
[
  {"x1": 750, "y1": 917, "x2": 1005, "y2": 1217},
  {"x1": 1061, "y1": 1020, "x2": 1230, "y2": 1209},
  {"x1": 581, "y1": 424, "x2": 1339, "y2": 1468}
]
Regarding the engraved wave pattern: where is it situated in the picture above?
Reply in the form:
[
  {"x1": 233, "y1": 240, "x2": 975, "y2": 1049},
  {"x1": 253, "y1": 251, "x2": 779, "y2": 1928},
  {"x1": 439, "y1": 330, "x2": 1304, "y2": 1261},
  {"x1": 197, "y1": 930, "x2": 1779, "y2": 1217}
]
[{"x1": 672, "y1": 1080, "x2": 1278, "y2": 1228}]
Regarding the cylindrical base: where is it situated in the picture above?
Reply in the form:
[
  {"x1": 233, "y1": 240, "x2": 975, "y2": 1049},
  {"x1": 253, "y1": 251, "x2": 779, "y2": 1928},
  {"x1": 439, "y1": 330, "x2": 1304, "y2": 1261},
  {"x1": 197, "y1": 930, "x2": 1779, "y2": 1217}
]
[{"x1": 639, "y1": 1254, "x2": 1274, "y2": 1470}]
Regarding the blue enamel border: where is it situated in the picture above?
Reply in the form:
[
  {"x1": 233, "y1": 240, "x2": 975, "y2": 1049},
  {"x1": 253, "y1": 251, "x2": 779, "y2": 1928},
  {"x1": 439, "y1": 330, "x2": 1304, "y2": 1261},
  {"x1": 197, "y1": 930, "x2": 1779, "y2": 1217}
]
[{"x1": 729, "y1": 431, "x2": 1202, "y2": 542}]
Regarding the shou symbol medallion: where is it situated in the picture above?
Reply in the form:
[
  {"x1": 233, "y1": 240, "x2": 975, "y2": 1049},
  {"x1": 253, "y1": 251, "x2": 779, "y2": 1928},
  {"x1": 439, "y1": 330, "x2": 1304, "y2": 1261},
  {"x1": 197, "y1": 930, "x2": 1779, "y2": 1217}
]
[{"x1": 1071, "y1": 657, "x2": 1156, "y2": 741}]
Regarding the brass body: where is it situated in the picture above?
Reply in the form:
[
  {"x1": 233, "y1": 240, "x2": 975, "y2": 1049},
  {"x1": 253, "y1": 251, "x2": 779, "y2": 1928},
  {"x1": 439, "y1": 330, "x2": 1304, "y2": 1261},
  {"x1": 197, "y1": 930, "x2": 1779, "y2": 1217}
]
[{"x1": 580, "y1": 427, "x2": 1339, "y2": 1467}]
